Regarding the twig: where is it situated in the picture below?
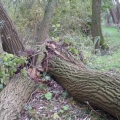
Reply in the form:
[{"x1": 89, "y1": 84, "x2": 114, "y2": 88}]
[{"x1": 85, "y1": 101, "x2": 108, "y2": 120}]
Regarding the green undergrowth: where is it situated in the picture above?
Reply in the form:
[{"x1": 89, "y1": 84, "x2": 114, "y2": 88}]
[
  {"x1": 87, "y1": 26, "x2": 120, "y2": 74},
  {"x1": 58, "y1": 29, "x2": 120, "y2": 119},
  {"x1": 0, "y1": 26, "x2": 119, "y2": 120},
  {"x1": 81, "y1": 26, "x2": 120, "y2": 119},
  {"x1": 102, "y1": 26, "x2": 120, "y2": 46},
  {"x1": 54, "y1": 26, "x2": 120, "y2": 75},
  {"x1": 0, "y1": 52, "x2": 27, "y2": 90},
  {"x1": 88, "y1": 50, "x2": 120, "y2": 74}
]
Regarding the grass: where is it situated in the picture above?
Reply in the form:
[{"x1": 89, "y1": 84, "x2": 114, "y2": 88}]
[
  {"x1": 102, "y1": 26, "x2": 120, "y2": 45},
  {"x1": 87, "y1": 26, "x2": 120, "y2": 74}
]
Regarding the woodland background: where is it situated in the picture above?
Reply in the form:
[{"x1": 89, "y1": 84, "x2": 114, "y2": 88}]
[{"x1": 0, "y1": 0, "x2": 120, "y2": 120}]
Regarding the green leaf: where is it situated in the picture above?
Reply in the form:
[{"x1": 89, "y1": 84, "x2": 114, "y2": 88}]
[
  {"x1": 25, "y1": 60, "x2": 28, "y2": 64},
  {"x1": 62, "y1": 91, "x2": 69, "y2": 98},
  {"x1": 8, "y1": 61, "x2": 14, "y2": 66},
  {"x1": 0, "y1": 58, "x2": 3, "y2": 65},
  {"x1": 62, "y1": 105, "x2": 69, "y2": 111},
  {"x1": 73, "y1": 42, "x2": 77, "y2": 46},
  {"x1": 69, "y1": 47, "x2": 78, "y2": 55},
  {"x1": 53, "y1": 113, "x2": 59, "y2": 119},
  {"x1": 60, "y1": 109, "x2": 64, "y2": 113},
  {"x1": 21, "y1": 68, "x2": 27, "y2": 77},
  {"x1": 3, "y1": 56, "x2": 8, "y2": 61},
  {"x1": 65, "y1": 39, "x2": 70, "y2": 44},
  {"x1": 45, "y1": 92, "x2": 52, "y2": 100},
  {"x1": 52, "y1": 25, "x2": 56, "y2": 27},
  {"x1": 0, "y1": 84, "x2": 3, "y2": 89},
  {"x1": 56, "y1": 24, "x2": 60, "y2": 27},
  {"x1": 45, "y1": 75, "x2": 51, "y2": 81},
  {"x1": 28, "y1": 105, "x2": 33, "y2": 110},
  {"x1": 4, "y1": 62, "x2": 9, "y2": 66},
  {"x1": 54, "y1": 28, "x2": 57, "y2": 31},
  {"x1": 1, "y1": 79, "x2": 4, "y2": 84},
  {"x1": 39, "y1": 84, "x2": 45, "y2": 90},
  {"x1": 55, "y1": 37, "x2": 59, "y2": 41},
  {"x1": 12, "y1": 58, "x2": 20, "y2": 63},
  {"x1": 6, "y1": 53, "x2": 14, "y2": 58}
]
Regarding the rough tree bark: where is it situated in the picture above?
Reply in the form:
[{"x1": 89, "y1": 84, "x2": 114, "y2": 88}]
[
  {"x1": 115, "y1": 0, "x2": 120, "y2": 24},
  {"x1": 0, "y1": 74, "x2": 36, "y2": 120},
  {"x1": 0, "y1": 1, "x2": 36, "y2": 120},
  {"x1": 0, "y1": 0, "x2": 24, "y2": 55},
  {"x1": 0, "y1": 41, "x2": 120, "y2": 119},
  {"x1": 37, "y1": 0, "x2": 57, "y2": 42},
  {"x1": 0, "y1": 0, "x2": 57, "y2": 119},
  {"x1": 0, "y1": 0, "x2": 120, "y2": 119},
  {"x1": 47, "y1": 57, "x2": 120, "y2": 119},
  {"x1": 91, "y1": 0, "x2": 109, "y2": 50},
  {"x1": 109, "y1": 0, "x2": 118, "y2": 24},
  {"x1": 110, "y1": 8, "x2": 118, "y2": 24},
  {"x1": 42, "y1": 42, "x2": 120, "y2": 118}
]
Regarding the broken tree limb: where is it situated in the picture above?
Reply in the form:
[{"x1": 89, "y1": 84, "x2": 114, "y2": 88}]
[
  {"x1": 41, "y1": 41, "x2": 120, "y2": 119},
  {"x1": 47, "y1": 56, "x2": 120, "y2": 118},
  {"x1": 0, "y1": 41, "x2": 120, "y2": 119}
]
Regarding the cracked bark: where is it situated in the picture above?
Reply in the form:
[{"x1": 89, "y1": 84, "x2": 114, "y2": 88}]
[
  {"x1": 46, "y1": 55, "x2": 120, "y2": 119},
  {"x1": 0, "y1": 0, "x2": 24, "y2": 55},
  {"x1": 0, "y1": 74, "x2": 36, "y2": 120},
  {"x1": 0, "y1": 0, "x2": 119, "y2": 119}
]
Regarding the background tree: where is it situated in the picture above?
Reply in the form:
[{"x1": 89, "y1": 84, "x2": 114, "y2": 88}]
[
  {"x1": 0, "y1": 0, "x2": 24, "y2": 55},
  {"x1": 115, "y1": 0, "x2": 120, "y2": 24},
  {"x1": 109, "y1": 0, "x2": 118, "y2": 24},
  {"x1": 37, "y1": 0, "x2": 57, "y2": 42},
  {"x1": 105, "y1": 10, "x2": 111, "y2": 26},
  {"x1": 50, "y1": 0, "x2": 92, "y2": 37},
  {"x1": 91, "y1": 0, "x2": 109, "y2": 50}
]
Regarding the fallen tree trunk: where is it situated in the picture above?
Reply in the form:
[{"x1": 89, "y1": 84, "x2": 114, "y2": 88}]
[
  {"x1": 41, "y1": 42, "x2": 120, "y2": 119},
  {"x1": 47, "y1": 56, "x2": 120, "y2": 118},
  {"x1": 0, "y1": 42, "x2": 120, "y2": 119},
  {"x1": 0, "y1": 74, "x2": 36, "y2": 120}
]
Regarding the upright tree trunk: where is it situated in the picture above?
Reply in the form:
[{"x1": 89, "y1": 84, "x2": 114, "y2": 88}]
[
  {"x1": 37, "y1": 0, "x2": 57, "y2": 43},
  {"x1": 105, "y1": 11, "x2": 110, "y2": 26},
  {"x1": 116, "y1": 0, "x2": 120, "y2": 24},
  {"x1": 110, "y1": 8, "x2": 118, "y2": 24},
  {"x1": 91, "y1": 0, "x2": 109, "y2": 50},
  {"x1": 0, "y1": 0, "x2": 24, "y2": 55},
  {"x1": 109, "y1": 0, "x2": 118, "y2": 24},
  {"x1": 0, "y1": 1, "x2": 36, "y2": 119},
  {"x1": 0, "y1": 0, "x2": 58, "y2": 119}
]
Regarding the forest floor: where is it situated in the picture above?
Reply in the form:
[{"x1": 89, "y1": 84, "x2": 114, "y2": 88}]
[
  {"x1": 19, "y1": 26, "x2": 120, "y2": 120},
  {"x1": 87, "y1": 26, "x2": 120, "y2": 75}
]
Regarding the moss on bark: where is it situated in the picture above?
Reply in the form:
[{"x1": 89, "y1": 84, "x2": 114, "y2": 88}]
[{"x1": 92, "y1": 0, "x2": 109, "y2": 51}]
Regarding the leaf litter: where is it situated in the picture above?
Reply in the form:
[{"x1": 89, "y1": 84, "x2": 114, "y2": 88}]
[{"x1": 18, "y1": 72, "x2": 117, "y2": 120}]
